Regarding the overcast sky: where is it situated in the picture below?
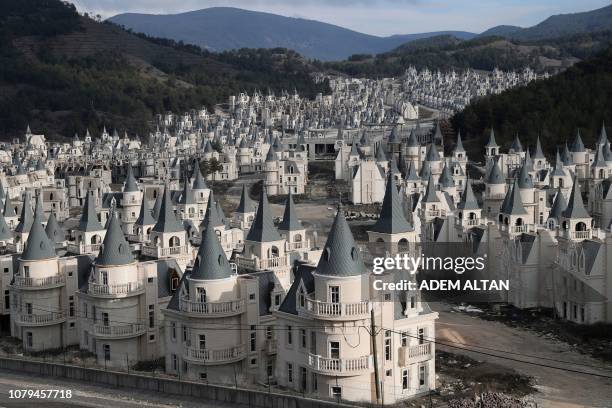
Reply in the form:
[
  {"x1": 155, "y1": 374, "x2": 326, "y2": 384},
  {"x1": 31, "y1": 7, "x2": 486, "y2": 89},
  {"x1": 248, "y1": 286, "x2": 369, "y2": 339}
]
[{"x1": 70, "y1": 0, "x2": 611, "y2": 36}]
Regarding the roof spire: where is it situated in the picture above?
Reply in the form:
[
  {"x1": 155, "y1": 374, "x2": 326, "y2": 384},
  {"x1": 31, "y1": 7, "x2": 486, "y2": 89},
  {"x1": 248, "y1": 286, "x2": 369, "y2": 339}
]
[
  {"x1": 15, "y1": 191, "x2": 34, "y2": 233},
  {"x1": 236, "y1": 184, "x2": 255, "y2": 213},
  {"x1": 316, "y1": 207, "x2": 366, "y2": 276},
  {"x1": 191, "y1": 215, "x2": 233, "y2": 280},
  {"x1": 278, "y1": 191, "x2": 303, "y2": 231},
  {"x1": 371, "y1": 172, "x2": 412, "y2": 234},
  {"x1": 22, "y1": 194, "x2": 56, "y2": 261},
  {"x1": 96, "y1": 209, "x2": 133, "y2": 266},
  {"x1": 561, "y1": 176, "x2": 590, "y2": 219},
  {"x1": 79, "y1": 191, "x2": 104, "y2": 232},
  {"x1": 123, "y1": 164, "x2": 139, "y2": 192},
  {"x1": 458, "y1": 179, "x2": 480, "y2": 211},
  {"x1": 152, "y1": 184, "x2": 184, "y2": 233},
  {"x1": 246, "y1": 186, "x2": 281, "y2": 242}
]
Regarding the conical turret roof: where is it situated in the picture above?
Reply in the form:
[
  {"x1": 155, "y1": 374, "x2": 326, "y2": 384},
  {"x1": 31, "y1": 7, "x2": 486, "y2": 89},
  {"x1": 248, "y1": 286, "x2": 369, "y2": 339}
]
[
  {"x1": 278, "y1": 192, "x2": 302, "y2": 231},
  {"x1": 502, "y1": 178, "x2": 527, "y2": 215},
  {"x1": 425, "y1": 143, "x2": 440, "y2": 161},
  {"x1": 457, "y1": 179, "x2": 480, "y2": 211},
  {"x1": 438, "y1": 163, "x2": 454, "y2": 188},
  {"x1": 486, "y1": 159, "x2": 504, "y2": 184},
  {"x1": 562, "y1": 177, "x2": 590, "y2": 219},
  {"x1": 135, "y1": 197, "x2": 155, "y2": 226},
  {"x1": 3, "y1": 193, "x2": 15, "y2": 218},
  {"x1": 549, "y1": 187, "x2": 567, "y2": 219},
  {"x1": 597, "y1": 121, "x2": 608, "y2": 146},
  {"x1": 405, "y1": 161, "x2": 420, "y2": 181},
  {"x1": 200, "y1": 191, "x2": 224, "y2": 230},
  {"x1": 236, "y1": 184, "x2": 255, "y2": 213},
  {"x1": 533, "y1": 136, "x2": 546, "y2": 159},
  {"x1": 454, "y1": 131, "x2": 465, "y2": 153},
  {"x1": 571, "y1": 130, "x2": 586, "y2": 152},
  {"x1": 375, "y1": 144, "x2": 387, "y2": 162},
  {"x1": 152, "y1": 189, "x2": 163, "y2": 220},
  {"x1": 152, "y1": 185, "x2": 184, "y2": 233},
  {"x1": 486, "y1": 129, "x2": 498, "y2": 148},
  {"x1": 510, "y1": 134, "x2": 523, "y2": 152},
  {"x1": 422, "y1": 174, "x2": 439, "y2": 203},
  {"x1": 96, "y1": 211, "x2": 133, "y2": 266},
  {"x1": 0, "y1": 207, "x2": 12, "y2": 241},
  {"x1": 79, "y1": 191, "x2": 104, "y2": 232},
  {"x1": 371, "y1": 173, "x2": 412, "y2": 234},
  {"x1": 192, "y1": 161, "x2": 208, "y2": 190},
  {"x1": 517, "y1": 164, "x2": 534, "y2": 189},
  {"x1": 45, "y1": 211, "x2": 65, "y2": 243},
  {"x1": 15, "y1": 191, "x2": 34, "y2": 233},
  {"x1": 123, "y1": 164, "x2": 139, "y2": 192},
  {"x1": 191, "y1": 216, "x2": 233, "y2": 280},
  {"x1": 246, "y1": 187, "x2": 281, "y2": 242},
  {"x1": 22, "y1": 196, "x2": 56, "y2": 261},
  {"x1": 316, "y1": 206, "x2": 366, "y2": 276}
]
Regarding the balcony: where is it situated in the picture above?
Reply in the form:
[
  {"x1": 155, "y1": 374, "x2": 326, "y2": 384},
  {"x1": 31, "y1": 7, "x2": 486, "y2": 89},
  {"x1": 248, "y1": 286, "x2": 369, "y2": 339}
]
[
  {"x1": 426, "y1": 209, "x2": 446, "y2": 218},
  {"x1": 88, "y1": 281, "x2": 144, "y2": 297},
  {"x1": 178, "y1": 297, "x2": 244, "y2": 317},
  {"x1": 13, "y1": 274, "x2": 65, "y2": 289},
  {"x1": 501, "y1": 224, "x2": 535, "y2": 234},
  {"x1": 183, "y1": 344, "x2": 247, "y2": 365},
  {"x1": 6, "y1": 242, "x2": 24, "y2": 253},
  {"x1": 141, "y1": 245, "x2": 189, "y2": 258},
  {"x1": 235, "y1": 255, "x2": 288, "y2": 271},
  {"x1": 562, "y1": 230, "x2": 592, "y2": 240},
  {"x1": 93, "y1": 323, "x2": 145, "y2": 339},
  {"x1": 67, "y1": 243, "x2": 101, "y2": 255},
  {"x1": 16, "y1": 312, "x2": 65, "y2": 326},
  {"x1": 301, "y1": 298, "x2": 371, "y2": 320},
  {"x1": 286, "y1": 241, "x2": 309, "y2": 252},
  {"x1": 399, "y1": 342, "x2": 433, "y2": 366},
  {"x1": 307, "y1": 353, "x2": 372, "y2": 376}
]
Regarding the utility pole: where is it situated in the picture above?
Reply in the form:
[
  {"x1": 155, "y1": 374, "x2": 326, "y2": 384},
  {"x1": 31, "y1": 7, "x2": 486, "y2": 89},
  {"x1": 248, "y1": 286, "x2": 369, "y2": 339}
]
[{"x1": 370, "y1": 308, "x2": 381, "y2": 404}]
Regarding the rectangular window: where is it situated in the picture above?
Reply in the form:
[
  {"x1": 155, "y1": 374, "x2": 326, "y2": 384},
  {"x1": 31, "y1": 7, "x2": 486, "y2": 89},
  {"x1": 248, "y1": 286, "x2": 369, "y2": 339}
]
[
  {"x1": 4, "y1": 290, "x2": 9, "y2": 310},
  {"x1": 83, "y1": 302, "x2": 88, "y2": 318},
  {"x1": 103, "y1": 344, "x2": 110, "y2": 361},
  {"x1": 250, "y1": 330, "x2": 256, "y2": 352},
  {"x1": 311, "y1": 373, "x2": 317, "y2": 391},
  {"x1": 101, "y1": 271, "x2": 108, "y2": 285},
  {"x1": 83, "y1": 331, "x2": 88, "y2": 346},
  {"x1": 182, "y1": 325, "x2": 188, "y2": 344},
  {"x1": 171, "y1": 322, "x2": 177, "y2": 340},
  {"x1": 69, "y1": 296, "x2": 74, "y2": 317},
  {"x1": 402, "y1": 369, "x2": 408, "y2": 390},
  {"x1": 4, "y1": 267, "x2": 8, "y2": 273},
  {"x1": 102, "y1": 312, "x2": 109, "y2": 326},
  {"x1": 329, "y1": 286, "x2": 340, "y2": 303},
  {"x1": 401, "y1": 331, "x2": 408, "y2": 347},
  {"x1": 172, "y1": 354, "x2": 177, "y2": 370},
  {"x1": 274, "y1": 294, "x2": 281, "y2": 306},
  {"x1": 300, "y1": 329, "x2": 307, "y2": 348},
  {"x1": 310, "y1": 331, "x2": 316, "y2": 354},
  {"x1": 26, "y1": 332, "x2": 33, "y2": 348},
  {"x1": 418, "y1": 328, "x2": 425, "y2": 345},
  {"x1": 148, "y1": 305, "x2": 155, "y2": 328},
  {"x1": 330, "y1": 341, "x2": 340, "y2": 359},
  {"x1": 300, "y1": 367, "x2": 307, "y2": 392},
  {"x1": 266, "y1": 326, "x2": 272, "y2": 340},
  {"x1": 23, "y1": 266, "x2": 30, "y2": 278},
  {"x1": 287, "y1": 325, "x2": 293, "y2": 345},
  {"x1": 92, "y1": 305, "x2": 97, "y2": 323},
  {"x1": 384, "y1": 330, "x2": 391, "y2": 361},
  {"x1": 267, "y1": 359, "x2": 274, "y2": 378},
  {"x1": 199, "y1": 334, "x2": 206, "y2": 350},
  {"x1": 287, "y1": 363, "x2": 293, "y2": 383},
  {"x1": 26, "y1": 302, "x2": 32, "y2": 315},
  {"x1": 419, "y1": 365, "x2": 426, "y2": 386},
  {"x1": 331, "y1": 386, "x2": 342, "y2": 399},
  {"x1": 249, "y1": 293, "x2": 256, "y2": 301}
]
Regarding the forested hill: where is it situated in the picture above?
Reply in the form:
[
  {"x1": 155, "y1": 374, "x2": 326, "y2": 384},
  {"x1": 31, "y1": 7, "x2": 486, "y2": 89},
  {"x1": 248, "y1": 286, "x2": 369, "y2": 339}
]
[
  {"x1": 451, "y1": 46, "x2": 612, "y2": 159},
  {"x1": 0, "y1": 0, "x2": 328, "y2": 140}
]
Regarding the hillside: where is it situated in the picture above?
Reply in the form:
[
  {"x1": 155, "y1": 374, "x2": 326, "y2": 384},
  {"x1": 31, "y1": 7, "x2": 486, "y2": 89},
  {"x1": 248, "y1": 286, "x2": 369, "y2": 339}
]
[
  {"x1": 326, "y1": 30, "x2": 612, "y2": 77},
  {"x1": 485, "y1": 4, "x2": 612, "y2": 41},
  {"x1": 0, "y1": 1, "x2": 328, "y2": 140},
  {"x1": 109, "y1": 7, "x2": 476, "y2": 61},
  {"x1": 451, "y1": 46, "x2": 612, "y2": 159}
]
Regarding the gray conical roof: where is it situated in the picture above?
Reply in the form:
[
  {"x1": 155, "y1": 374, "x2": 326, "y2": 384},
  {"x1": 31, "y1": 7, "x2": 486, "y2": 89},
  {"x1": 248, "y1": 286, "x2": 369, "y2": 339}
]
[
  {"x1": 603, "y1": 142, "x2": 612, "y2": 162},
  {"x1": 3, "y1": 193, "x2": 15, "y2": 218},
  {"x1": 458, "y1": 179, "x2": 479, "y2": 211},
  {"x1": 375, "y1": 144, "x2": 387, "y2": 162},
  {"x1": 592, "y1": 145, "x2": 607, "y2": 168},
  {"x1": 454, "y1": 131, "x2": 465, "y2": 153},
  {"x1": 406, "y1": 129, "x2": 419, "y2": 147},
  {"x1": 533, "y1": 137, "x2": 546, "y2": 159},
  {"x1": 135, "y1": 197, "x2": 155, "y2": 226},
  {"x1": 45, "y1": 211, "x2": 65, "y2": 243},
  {"x1": 278, "y1": 192, "x2": 302, "y2": 231},
  {"x1": 349, "y1": 139, "x2": 359, "y2": 156},
  {"x1": 438, "y1": 163, "x2": 454, "y2": 188},
  {"x1": 178, "y1": 176, "x2": 195, "y2": 205},
  {"x1": 597, "y1": 121, "x2": 608, "y2": 145},
  {"x1": 0, "y1": 207, "x2": 12, "y2": 241},
  {"x1": 486, "y1": 129, "x2": 498, "y2": 148},
  {"x1": 510, "y1": 134, "x2": 523, "y2": 152},
  {"x1": 192, "y1": 161, "x2": 208, "y2": 190},
  {"x1": 552, "y1": 149, "x2": 566, "y2": 176},
  {"x1": 123, "y1": 164, "x2": 139, "y2": 192},
  {"x1": 236, "y1": 184, "x2": 255, "y2": 213},
  {"x1": 419, "y1": 160, "x2": 431, "y2": 180},
  {"x1": 15, "y1": 191, "x2": 34, "y2": 233},
  {"x1": 562, "y1": 177, "x2": 590, "y2": 219},
  {"x1": 316, "y1": 207, "x2": 366, "y2": 276},
  {"x1": 422, "y1": 174, "x2": 439, "y2": 203},
  {"x1": 549, "y1": 187, "x2": 567, "y2": 219},
  {"x1": 502, "y1": 178, "x2": 527, "y2": 215},
  {"x1": 0, "y1": 180, "x2": 5, "y2": 203},
  {"x1": 571, "y1": 130, "x2": 586, "y2": 152},
  {"x1": 22, "y1": 198, "x2": 56, "y2": 261},
  {"x1": 200, "y1": 191, "x2": 224, "y2": 230},
  {"x1": 561, "y1": 143, "x2": 572, "y2": 165},
  {"x1": 152, "y1": 190, "x2": 163, "y2": 220},
  {"x1": 96, "y1": 211, "x2": 134, "y2": 266},
  {"x1": 425, "y1": 143, "x2": 440, "y2": 161},
  {"x1": 246, "y1": 187, "x2": 281, "y2": 242},
  {"x1": 517, "y1": 164, "x2": 533, "y2": 189},
  {"x1": 265, "y1": 145, "x2": 277, "y2": 162},
  {"x1": 203, "y1": 140, "x2": 214, "y2": 153},
  {"x1": 152, "y1": 185, "x2": 184, "y2": 233},
  {"x1": 486, "y1": 159, "x2": 504, "y2": 184},
  {"x1": 405, "y1": 161, "x2": 420, "y2": 181},
  {"x1": 191, "y1": 216, "x2": 233, "y2": 280},
  {"x1": 371, "y1": 173, "x2": 412, "y2": 234},
  {"x1": 79, "y1": 191, "x2": 104, "y2": 232}
]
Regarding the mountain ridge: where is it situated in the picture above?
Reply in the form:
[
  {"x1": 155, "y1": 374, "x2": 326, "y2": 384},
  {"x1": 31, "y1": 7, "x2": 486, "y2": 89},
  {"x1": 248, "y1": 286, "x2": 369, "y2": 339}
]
[{"x1": 109, "y1": 7, "x2": 476, "y2": 61}]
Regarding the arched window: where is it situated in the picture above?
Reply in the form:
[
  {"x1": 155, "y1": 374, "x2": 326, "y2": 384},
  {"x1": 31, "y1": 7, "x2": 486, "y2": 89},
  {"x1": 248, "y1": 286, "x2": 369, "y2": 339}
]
[
  {"x1": 515, "y1": 218, "x2": 523, "y2": 226},
  {"x1": 575, "y1": 222, "x2": 587, "y2": 232},
  {"x1": 294, "y1": 233, "x2": 302, "y2": 242},
  {"x1": 91, "y1": 235, "x2": 101, "y2": 244},
  {"x1": 169, "y1": 236, "x2": 181, "y2": 247}
]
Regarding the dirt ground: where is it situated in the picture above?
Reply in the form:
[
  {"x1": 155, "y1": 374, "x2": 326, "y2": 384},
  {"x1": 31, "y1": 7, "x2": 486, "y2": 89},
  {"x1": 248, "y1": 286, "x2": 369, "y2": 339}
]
[{"x1": 433, "y1": 302, "x2": 612, "y2": 408}]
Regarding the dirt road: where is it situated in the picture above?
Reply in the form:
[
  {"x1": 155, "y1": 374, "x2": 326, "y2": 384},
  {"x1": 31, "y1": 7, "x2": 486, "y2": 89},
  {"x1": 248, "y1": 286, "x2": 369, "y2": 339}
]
[{"x1": 434, "y1": 303, "x2": 612, "y2": 408}]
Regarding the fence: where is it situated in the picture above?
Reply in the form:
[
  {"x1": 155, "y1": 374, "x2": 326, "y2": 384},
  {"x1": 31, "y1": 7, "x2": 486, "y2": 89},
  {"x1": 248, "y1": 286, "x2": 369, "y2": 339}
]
[{"x1": 0, "y1": 356, "x2": 358, "y2": 408}]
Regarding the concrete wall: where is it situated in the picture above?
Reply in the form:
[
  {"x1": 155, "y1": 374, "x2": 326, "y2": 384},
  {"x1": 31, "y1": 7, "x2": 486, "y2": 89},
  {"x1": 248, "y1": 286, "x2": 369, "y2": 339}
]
[{"x1": 0, "y1": 357, "x2": 357, "y2": 408}]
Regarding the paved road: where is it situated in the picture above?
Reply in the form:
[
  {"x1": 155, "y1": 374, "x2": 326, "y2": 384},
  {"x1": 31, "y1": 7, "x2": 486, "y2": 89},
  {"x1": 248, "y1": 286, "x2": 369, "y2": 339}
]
[
  {"x1": 0, "y1": 369, "x2": 244, "y2": 408},
  {"x1": 434, "y1": 303, "x2": 612, "y2": 408}
]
